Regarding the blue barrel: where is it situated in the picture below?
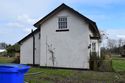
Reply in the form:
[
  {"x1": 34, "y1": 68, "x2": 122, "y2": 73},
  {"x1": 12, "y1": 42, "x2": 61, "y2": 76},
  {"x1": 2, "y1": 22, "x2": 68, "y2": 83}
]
[{"x1": 0, "y1": 64, "x2": 30, "y2": 83}]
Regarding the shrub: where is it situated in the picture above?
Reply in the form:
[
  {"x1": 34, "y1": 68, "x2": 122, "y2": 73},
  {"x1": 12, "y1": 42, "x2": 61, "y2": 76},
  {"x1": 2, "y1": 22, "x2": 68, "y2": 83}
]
[
  {"x1": 120, "y1": 51, "x2": 125, "y2": 57},
  {"x1": 89, "y1": 52, "x2": 113, "y2": 72},
  {"x1": 6, "y1": 44, "x2": 20, "y2": 57},
  {"x1": 12, "y1": 55, "x2": 20, "y2": 64},
  {"x1": 89, "y1": 52, "x2": 100, "y2": 71}
]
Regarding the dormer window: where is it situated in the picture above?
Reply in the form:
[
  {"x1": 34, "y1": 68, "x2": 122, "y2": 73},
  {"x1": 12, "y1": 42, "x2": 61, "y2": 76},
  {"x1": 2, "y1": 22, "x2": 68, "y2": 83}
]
[{"x1": 58, "y1": 17, "x2": 67, "y2": 29}]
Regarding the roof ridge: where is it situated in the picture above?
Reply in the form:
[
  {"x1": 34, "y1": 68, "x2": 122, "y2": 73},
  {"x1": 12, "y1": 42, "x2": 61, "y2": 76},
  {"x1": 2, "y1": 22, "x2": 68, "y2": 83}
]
[{"x1": 33, "y1": 3, "x2": 95, "y2": 27}]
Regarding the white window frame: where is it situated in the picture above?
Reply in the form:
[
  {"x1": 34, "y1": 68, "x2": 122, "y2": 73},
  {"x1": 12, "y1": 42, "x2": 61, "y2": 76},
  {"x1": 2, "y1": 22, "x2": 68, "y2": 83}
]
[
  {"x1": 92, "y1": 42, "x2": 96, "y2": 52},
  {"x1": 58, "y1": 17, "x2": 67, "y2": 29}
]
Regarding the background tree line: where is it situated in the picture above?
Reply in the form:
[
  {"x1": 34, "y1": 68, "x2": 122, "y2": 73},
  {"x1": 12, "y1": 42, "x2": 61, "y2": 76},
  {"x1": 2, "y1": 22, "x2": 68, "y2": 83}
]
[
  {"x1": 0, "y1": 43, "x2": 20, "y2": 57},
  {"x1": 101, "y1": 38, "x2": 125, "y2": 56}
]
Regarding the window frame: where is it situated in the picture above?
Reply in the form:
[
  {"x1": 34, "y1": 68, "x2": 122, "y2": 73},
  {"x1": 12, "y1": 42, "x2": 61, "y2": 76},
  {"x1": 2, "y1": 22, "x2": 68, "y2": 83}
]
[
  {"x1": 58, "y1": 16, "x2": 67, "y2": 29},
  {"x1": 92, "y1": 42, "x2": 96, "y2": 52}
]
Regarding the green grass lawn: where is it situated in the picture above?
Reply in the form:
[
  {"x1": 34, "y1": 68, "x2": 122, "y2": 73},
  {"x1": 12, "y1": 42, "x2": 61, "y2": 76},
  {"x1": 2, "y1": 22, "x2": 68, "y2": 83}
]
[
  {"x1": 25, "y1": 67, "x2": 118, "y2": 83},
  {"x1": 112, "y1": 56, "x2": 125, "y2": 82},
  {"x1": 112, "y1": 56, "x2": 125, "y2": 72},
  {"x1": 0, "y1": 56, "x2": 15, "y2": 63}
]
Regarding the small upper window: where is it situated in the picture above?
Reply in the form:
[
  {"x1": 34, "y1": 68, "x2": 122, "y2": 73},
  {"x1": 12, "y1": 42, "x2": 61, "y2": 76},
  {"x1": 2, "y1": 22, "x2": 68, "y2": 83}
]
[{"x1": 58, "y1": 17, "x2": 67, "y2": 29}]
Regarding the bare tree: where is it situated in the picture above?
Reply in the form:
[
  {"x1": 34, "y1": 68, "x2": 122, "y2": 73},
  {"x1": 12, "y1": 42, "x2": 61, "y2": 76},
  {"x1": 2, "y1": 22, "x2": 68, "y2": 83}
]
[
  {"x1": 117, "y1": 38, "x2": 125, "y2": 47},
  {"x1": 107, "y1": 39, "x2": 116, "y2": 49}
]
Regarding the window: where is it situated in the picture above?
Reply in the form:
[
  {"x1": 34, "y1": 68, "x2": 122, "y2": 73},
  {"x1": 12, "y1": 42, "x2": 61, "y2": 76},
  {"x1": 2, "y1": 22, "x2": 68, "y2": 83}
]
[
  {"x1": 58, "y1": 17, "x2": 67, "y2": 29},
  {"x1": 92, "y1": 42, "x2": 96, "y2": 52}
]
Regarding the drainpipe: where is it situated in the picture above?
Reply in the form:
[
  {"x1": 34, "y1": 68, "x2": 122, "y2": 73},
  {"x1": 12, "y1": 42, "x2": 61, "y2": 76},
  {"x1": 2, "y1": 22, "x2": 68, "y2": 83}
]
[{"x1": 32, "y1": 30, "x2": 35, "y2": 66}]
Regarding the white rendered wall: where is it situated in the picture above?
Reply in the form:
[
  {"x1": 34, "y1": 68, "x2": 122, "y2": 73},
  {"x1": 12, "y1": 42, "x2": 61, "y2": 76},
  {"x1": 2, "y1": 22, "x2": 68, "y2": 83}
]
[
  {"x1": 20, "y1": 37, "x2": 33, "y2": 64},
  {"x1": 20, "y1": 32, "x2": 40, "y2": 65},
  {"x1": 40, "y1": 9, "x2": 91, "y2": 69}
]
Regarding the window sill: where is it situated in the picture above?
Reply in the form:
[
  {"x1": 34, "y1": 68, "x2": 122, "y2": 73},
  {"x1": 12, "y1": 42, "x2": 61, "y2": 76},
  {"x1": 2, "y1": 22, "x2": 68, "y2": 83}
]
[{"x1": 56, "y1": 29, "x2": 69, "y2": 32}]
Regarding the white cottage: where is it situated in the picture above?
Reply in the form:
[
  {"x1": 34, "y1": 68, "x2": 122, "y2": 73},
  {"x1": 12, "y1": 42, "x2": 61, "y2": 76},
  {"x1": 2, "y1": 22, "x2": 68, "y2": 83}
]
[{"x1": 18, "y1": 3, "x2": 101, "y2": 69}]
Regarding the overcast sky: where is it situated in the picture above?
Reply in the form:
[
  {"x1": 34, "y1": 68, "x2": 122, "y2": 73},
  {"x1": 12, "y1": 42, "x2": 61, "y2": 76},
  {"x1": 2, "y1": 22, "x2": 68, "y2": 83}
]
[{"x1": 0, "y1": 0, "x2": 125, "y2": 44}]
